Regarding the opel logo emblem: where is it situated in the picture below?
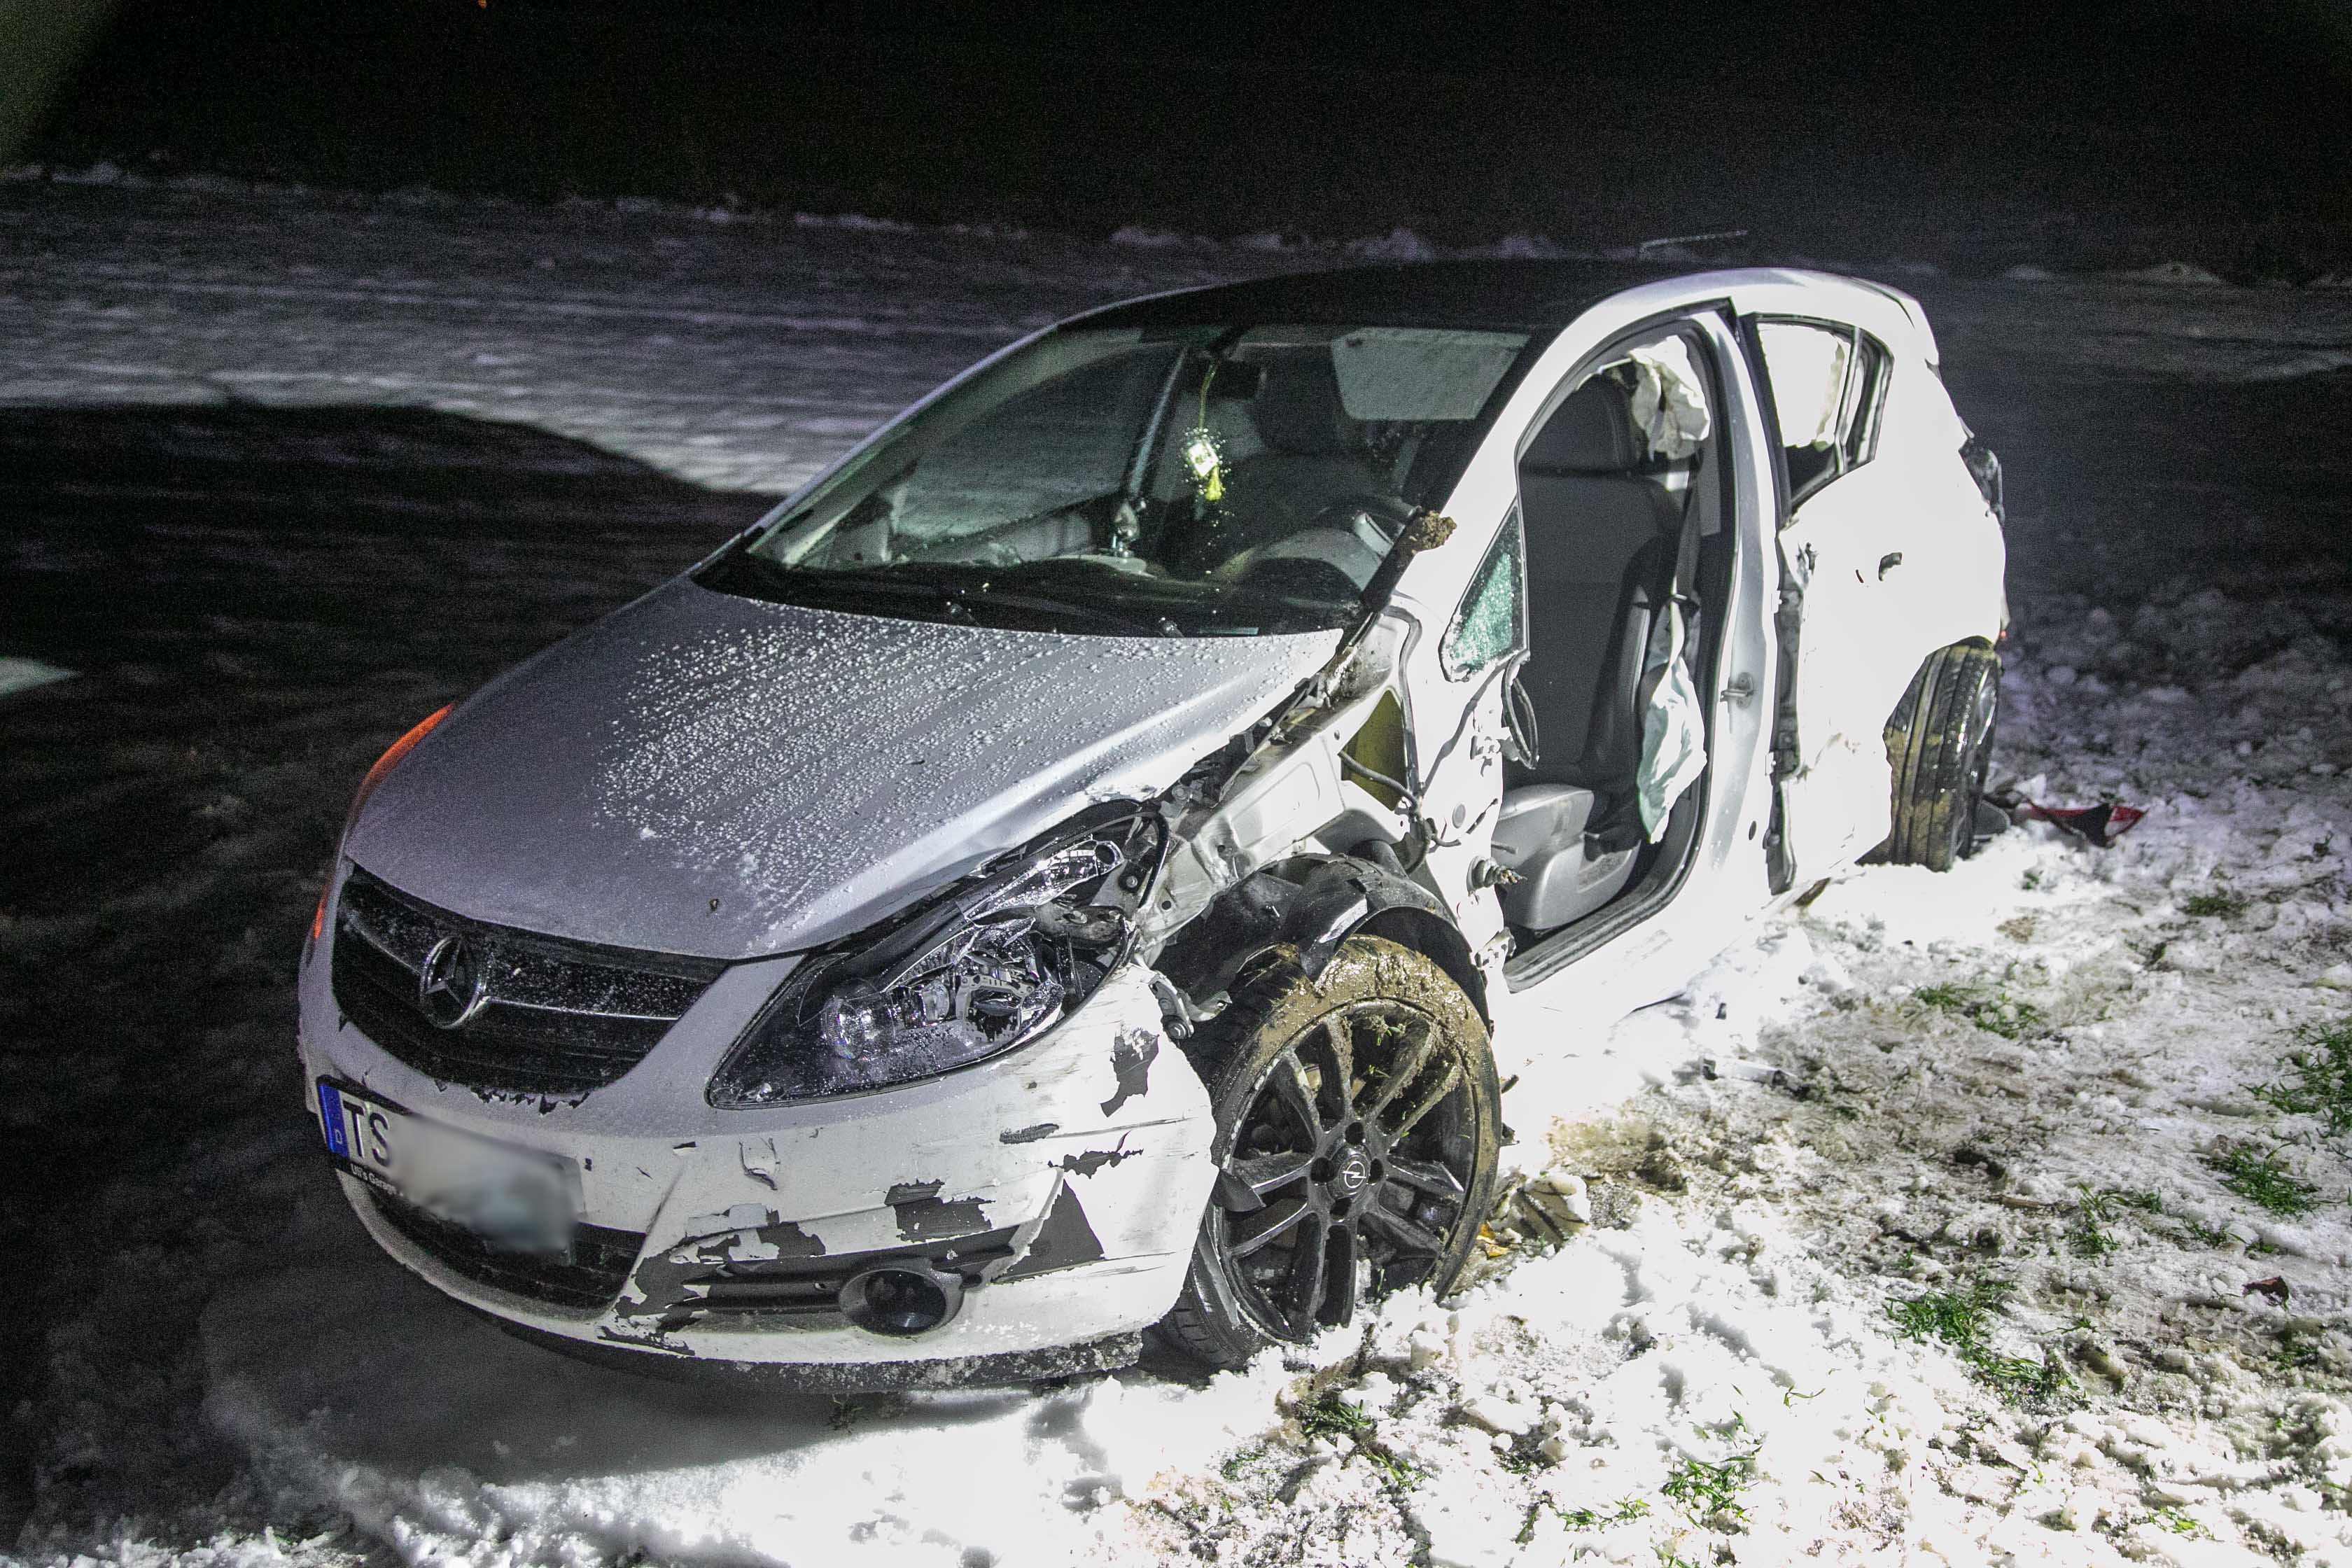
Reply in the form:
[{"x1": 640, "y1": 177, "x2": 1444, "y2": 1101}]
[
  {"x1": 416, "y1": 933, "x2": 489, "y2": 1029},
  {"x1": 1334, "y1": 1149, "x2": 1371, "y2": 1196}
]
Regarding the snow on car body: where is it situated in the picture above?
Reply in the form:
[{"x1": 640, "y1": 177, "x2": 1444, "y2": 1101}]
[{"x1": 295, "y1": 261, "x2": 2006, "y2": 1386}]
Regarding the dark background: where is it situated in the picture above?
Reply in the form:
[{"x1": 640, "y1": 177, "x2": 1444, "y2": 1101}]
[{"x1": 26, "y1": 0, "x2": 2352, "y2": 275}]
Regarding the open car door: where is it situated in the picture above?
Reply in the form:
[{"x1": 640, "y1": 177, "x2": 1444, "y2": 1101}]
[{"x1": 1744, "y1": 315, "x2": 1921, "y2": 884}]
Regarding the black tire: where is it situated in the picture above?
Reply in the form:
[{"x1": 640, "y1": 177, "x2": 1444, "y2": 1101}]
[
  {"x1": 1158, "y1": 935, "x2": 1502, "y2": 1371},
  {"x1": 1883, "y1": 643, "x2": 2001, "y2": 872}
]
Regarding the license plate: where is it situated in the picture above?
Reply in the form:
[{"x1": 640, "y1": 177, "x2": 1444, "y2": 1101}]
[{"x1": 317, "y1": 1079, "x2": 580, "y2": 1258}]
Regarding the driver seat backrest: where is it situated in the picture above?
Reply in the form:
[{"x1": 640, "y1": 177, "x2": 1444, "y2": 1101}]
[
  {"x1": 1250, "y1": 351, "x2": 1357, "y2": 456},
  {"x1": 1216, "y1": 351, "x2": 1385, "y2": 540},
  {"x1": 1511, "y1": 377, "x2": 1681, "y2": 801}
]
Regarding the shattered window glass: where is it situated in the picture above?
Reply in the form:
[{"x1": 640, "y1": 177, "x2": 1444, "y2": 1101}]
[{"x1": 1441, "y1": 509, "x2": 1525, "y2": 679}]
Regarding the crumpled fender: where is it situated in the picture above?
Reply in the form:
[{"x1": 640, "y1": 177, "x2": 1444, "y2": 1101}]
[
  {"x1": 1159, "y1": 854, "x2": 1486, "y2": 1026},
  {"x1": 1285, "y1": 857, "x2": 1488, "y2": 1024}
]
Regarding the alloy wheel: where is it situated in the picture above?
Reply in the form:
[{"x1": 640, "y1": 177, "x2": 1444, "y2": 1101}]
[{"x1": 1206, "y1": 998, "x2": 1478, "y2": 1338}]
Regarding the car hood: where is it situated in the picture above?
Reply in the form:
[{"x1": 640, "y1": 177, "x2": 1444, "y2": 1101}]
[{"x1": 344, "y1": 580, "x2": 1339, "y2": 960}]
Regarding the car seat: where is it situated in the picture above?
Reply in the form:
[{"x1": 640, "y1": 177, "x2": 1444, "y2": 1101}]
[
  {"x1": 1217, "y1": 353, "x2": 1387, "y2": 543},
  {"x1": 1494, "y1": 376, "x2": 1684, "y2": 930}
]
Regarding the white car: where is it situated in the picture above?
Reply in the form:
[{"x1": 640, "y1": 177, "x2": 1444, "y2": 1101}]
[{"x1": 299, "y1": 262, "x2": 2008, "y2": 1387}]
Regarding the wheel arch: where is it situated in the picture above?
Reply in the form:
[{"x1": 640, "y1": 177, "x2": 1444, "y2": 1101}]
[{"x1": 1153, "y1": 853, "x2": 1490, "y2": 1030}]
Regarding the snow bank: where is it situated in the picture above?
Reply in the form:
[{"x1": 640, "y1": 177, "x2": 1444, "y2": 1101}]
[{"x1": 0, "y1": 657, "x2": 74, "y2": 698}]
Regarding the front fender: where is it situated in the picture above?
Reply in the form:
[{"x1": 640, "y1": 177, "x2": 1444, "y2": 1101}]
[{"x1": 1156, "y1": 855, "x2": 1487, "y2": 1025}]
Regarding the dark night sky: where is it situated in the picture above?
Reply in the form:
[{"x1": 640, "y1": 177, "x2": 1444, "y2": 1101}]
[{"x1": 25, "y1": 1, "x2": 2352, "y2": 271}]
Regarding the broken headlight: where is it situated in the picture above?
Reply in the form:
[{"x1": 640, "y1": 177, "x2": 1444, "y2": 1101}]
[{"x1": 708, "y1": 816, "x2": 1154, "y2": 1105}]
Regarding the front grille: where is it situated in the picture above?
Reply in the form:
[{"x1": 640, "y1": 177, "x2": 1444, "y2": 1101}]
[
  {"x1": 330, "y1": 867, "x2": 726, "y2": 1097},
  {"x1": 368, "y1": 1188, "x2": 644, "y2": 1311},
  {"x1": 666, "y1": 1230, "x2": 1020, "y2": 1322}
]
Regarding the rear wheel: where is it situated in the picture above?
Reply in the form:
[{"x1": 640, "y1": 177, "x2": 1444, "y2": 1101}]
[
  {"x1": 1158, "y1": 936, "x2": 1500, "y2": 1371},
  {"x1": 1883, "y1": 643, "x2": 2001, "y2": 871}
]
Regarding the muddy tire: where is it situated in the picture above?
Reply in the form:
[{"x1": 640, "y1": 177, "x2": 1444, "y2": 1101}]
[
  {"x1": 1157, "y1": 936, "x2": 1501, "y2": 1371},
  {"x1": 1883, "y1": 643, "x2": 2001, "y2": 872}
]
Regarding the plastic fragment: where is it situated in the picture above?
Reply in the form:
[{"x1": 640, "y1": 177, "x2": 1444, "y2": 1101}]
[{"x1": 2010, "y1": 799, "x2": 2146, "y2": 846}]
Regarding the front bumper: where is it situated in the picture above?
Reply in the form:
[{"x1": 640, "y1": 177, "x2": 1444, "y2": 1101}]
[{"x1": 297, "y1": 893, "x2": 1217, "y2": 1377}]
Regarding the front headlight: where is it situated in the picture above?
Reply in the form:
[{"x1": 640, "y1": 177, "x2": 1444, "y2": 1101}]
[{"x1": 708, "y1": 813, "x2": 1159, "y2": 1106}]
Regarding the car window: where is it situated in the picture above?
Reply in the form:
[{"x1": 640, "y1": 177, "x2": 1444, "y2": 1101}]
[
  {"x1": 1441, "y1": 506, "x2": 1525, "y2": 679},
  {"x1": 891, "y1": 342, "x2": 1177, "y2": 550},
  {"x1": 1754, "y1": 319, "x2": 1891, "y2": 507},
  {"x1": 707, "y1": 322, "x2": 1536, "y2": 638}
]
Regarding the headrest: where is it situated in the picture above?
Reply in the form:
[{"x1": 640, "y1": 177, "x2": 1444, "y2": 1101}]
[
  {"x1": 1250, "y1": 352, "x2": 1357, "y2": 456},
  {"x1": 1521, "y1": 377, "x2": 1643, "y2": 472}
]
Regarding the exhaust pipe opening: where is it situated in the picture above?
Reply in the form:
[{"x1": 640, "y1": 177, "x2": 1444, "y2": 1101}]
[{"x1": 839, "y1": 1264, "x2": 963, "y2": 1336}]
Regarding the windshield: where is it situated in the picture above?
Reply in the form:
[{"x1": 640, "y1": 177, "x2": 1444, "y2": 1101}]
[{"x1": 701, "y1": 322, "x2": 1537, "y2": 636}]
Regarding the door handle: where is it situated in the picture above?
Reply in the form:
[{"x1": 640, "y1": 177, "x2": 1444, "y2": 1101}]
[
  {"x1": 1720, "y1": 673, "x2": 1756, "y2": 706},
  {"x1": 1878, "y1": 551, "x2": 1905, "y2": 579}
]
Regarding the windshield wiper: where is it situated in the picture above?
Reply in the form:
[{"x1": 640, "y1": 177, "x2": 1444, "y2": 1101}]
[
  {"x1": 699, "y1": 554, "x2": 983, "y2": 620},
  {"x1": 959, "y1": 583, "x2": 1179, "y2": 638},
  {"x1": 702, "y1": 553, "x2": 1183, "y2": 636}
]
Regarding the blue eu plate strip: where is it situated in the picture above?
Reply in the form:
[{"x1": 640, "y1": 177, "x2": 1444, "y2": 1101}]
[{"x1": 318, "y1": 1082, "x2": 349, "y2": 1158}]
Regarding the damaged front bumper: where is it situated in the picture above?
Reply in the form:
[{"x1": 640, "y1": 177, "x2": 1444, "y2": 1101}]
[{"x1": 298, "y1": 944, "x2": 1217, "y2": 1383}]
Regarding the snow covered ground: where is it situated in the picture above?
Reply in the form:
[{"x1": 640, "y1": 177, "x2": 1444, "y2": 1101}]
[{"x1": 8, "y1": 179, "x2": 2352, "y2": 1567}]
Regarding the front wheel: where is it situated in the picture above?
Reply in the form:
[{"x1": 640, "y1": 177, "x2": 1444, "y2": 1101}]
[
  {"x1": 1158, "y1": 936, "x2": 1501, "y2": 1371},
  {"x1": 1882, "y1": 643, "x2": 2001, "y2": 871}
]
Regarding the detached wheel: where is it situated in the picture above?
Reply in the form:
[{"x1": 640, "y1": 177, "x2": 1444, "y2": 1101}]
[
  {"x1": 1884, "y1": 643, "x2": 2001, "y2": 871},
  {"x1": 1159, "y1": 935, "x2": 1500, "y2": 1371}
]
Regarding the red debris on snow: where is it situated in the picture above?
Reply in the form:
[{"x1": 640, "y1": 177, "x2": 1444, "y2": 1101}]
[{"x1": 2010, "y1": 801, "x2": 2146, "y2": 846}]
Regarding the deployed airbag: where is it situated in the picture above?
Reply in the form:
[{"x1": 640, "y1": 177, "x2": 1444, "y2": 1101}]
[
  {"x1": 1637, "y1": 600, "x2": 1707, "y2": 839},
  {"x1": 1625, "y1": 339, "x2": 1712, "y2": 461}
]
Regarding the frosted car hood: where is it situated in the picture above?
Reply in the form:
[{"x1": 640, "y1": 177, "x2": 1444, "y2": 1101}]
[{"x1": 344, "y1": 580, "x2": 1338, "y2": 960}]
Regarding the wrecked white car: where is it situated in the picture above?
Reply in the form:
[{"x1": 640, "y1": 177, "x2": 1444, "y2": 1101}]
[{"x1": 298, "y1": 262, "x2": 2008, "y2": 1387}]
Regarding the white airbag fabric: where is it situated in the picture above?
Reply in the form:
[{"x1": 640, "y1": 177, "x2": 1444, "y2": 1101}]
[
  {"x1": 1637, "y1": 600, "x2": 1707, "y2": 840},
  {"x1": 1625, "y1": 339, "x2": 1713, "y2": 460}
]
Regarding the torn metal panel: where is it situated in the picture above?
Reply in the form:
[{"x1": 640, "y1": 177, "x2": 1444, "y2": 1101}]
[{"x1": 1147, "y1": 670, "x2": 1409, "y2": 941}]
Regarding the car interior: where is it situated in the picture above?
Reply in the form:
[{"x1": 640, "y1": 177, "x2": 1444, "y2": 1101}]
[{"x1": 1492, "y1": 327, "x2": 1731, "y2": 944}]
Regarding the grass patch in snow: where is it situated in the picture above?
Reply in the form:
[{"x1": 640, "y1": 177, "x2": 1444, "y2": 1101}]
[
  {"x1": 2182, "y1": 889, "x2": 2249, "y2": 918},
  {"x1": 1914, "y1": 982, "x2": 2045, "y2": 1040},
  {"x1": 1298, "y1": 1391, "x2": 1371, "y2": 1439},
  {"x1": 2071, "y1": 1186, "x2": 2165, "y2": 1257},
  {"x1": 1359, "y1": 1444, "x2": 1426, "y2": 1490},
  {"x1": 2177, "y1": 1216, "x2": 2238, "y2": 1247},
  {"x1": 2206, "y1": 1145, "x2": 2321, "y2": 1216},
  {"x1": 1293, "y1": 1390, "x2": 1424, "y2": 1490},
  {"x1": 1558, "y1": 1497, "x2": 1649, "y2": 1530},
  {"x1": 2149, "y1": 1504, "x2": 2210, "y2": 1538},
  {"x1": 1661, "y1": 1450, "x2": 1760, "y2": 1525},
  {"x1": 1516, "y1": 1494, "x2": 1653, "y2": 1546},
  {"x1": 2255, "y1": 1018, "x2": 2352, "y2": 1135},
  {"x1": 1885, "y1": 1278, "x2": 2072, "y2": 1405}
]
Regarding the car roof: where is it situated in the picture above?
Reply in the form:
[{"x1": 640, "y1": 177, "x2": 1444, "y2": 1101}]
[{"x1": 1072, "y1": 258, "x2": 1692, "y2": 333}]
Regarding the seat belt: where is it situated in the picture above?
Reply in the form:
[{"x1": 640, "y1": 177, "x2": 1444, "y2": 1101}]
[{"x1": 1667, "y1": 453, "x2": 1707, "y2": 642}]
